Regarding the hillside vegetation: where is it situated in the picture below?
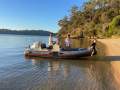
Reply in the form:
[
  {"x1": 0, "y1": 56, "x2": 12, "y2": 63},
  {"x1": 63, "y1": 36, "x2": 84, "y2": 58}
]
[
  {"x1": 0, "y1": 29, "x2": 52, "y2": 36},
  {"x1": 58, "y1": 0, "x2": 120, "y2": 38}
]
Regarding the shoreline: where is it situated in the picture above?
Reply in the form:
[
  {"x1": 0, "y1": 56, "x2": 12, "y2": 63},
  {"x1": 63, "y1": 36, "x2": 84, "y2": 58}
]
[{"x1": 98, "y1": 38, "x2": 120, "y2": 87}]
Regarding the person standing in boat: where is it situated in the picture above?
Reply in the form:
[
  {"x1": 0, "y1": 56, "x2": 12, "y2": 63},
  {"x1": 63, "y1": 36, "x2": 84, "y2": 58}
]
[
  {"x1": 56, "y1": 35, "x2": 59, "y2": 45},
  {"x1": 48, "y1": 33, "x2": 53, "y2": 49},
  {"x1": 64, "y1": 34, "x2": 72, "y2": 48}
]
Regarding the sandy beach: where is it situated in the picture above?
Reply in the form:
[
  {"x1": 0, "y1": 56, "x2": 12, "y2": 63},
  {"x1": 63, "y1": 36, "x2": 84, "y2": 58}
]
[{"x1": 98, "y1": 39, "x2": 120, "y2": 56}]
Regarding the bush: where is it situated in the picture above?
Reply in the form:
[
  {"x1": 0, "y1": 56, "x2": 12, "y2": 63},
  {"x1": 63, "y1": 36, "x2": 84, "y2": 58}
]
[{"x1": 108, "y1": 15, "x2": 120, "y2": 36}]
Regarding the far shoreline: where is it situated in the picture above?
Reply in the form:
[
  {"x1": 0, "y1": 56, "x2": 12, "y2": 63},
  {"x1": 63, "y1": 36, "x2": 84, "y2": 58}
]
[
  {"x1": 0, "y1": 33, "x2": 50, "y2": 36},
  {"x1": 0, "y1": 29, "x2": 56, "y2": 36}
]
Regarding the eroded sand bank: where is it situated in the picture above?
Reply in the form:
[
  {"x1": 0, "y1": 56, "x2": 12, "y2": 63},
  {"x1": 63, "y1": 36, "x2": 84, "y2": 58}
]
[
  {"x1": 98, "y1": 39, "x2": 120, "y2": 87},
  {"x1": 98, "y1": 39, "x2": 120, "y2": 56}
]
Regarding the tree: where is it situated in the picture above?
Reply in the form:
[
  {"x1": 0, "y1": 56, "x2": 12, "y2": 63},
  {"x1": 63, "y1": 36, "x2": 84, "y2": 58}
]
[
  {"x1": 58, "y1": 0, "x2": 120, "y2": 38},
  {"x1": 109, "y1": 15, "x2": 120, "y2": 36}
]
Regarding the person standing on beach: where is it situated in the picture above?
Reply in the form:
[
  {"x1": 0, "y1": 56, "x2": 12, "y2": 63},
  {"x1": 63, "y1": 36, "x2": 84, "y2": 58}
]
[
  {"x1": 64, "y1": 34, "x2": 72, "y2": 48},
  {"x1": 91, "y1": 39, "x2": 97, "y2": 56},
  {"x1": 91, "y1": 39, "x2": 96, "y2": 50}
]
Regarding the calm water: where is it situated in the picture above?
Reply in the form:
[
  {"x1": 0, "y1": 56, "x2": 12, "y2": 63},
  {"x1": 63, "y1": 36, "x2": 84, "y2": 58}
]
[{"x1": 0, "y1": 34, "x2": 120, "y2": 90}]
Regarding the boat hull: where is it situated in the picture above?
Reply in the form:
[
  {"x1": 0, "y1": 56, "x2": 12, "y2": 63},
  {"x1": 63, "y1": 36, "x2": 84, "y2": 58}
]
[{"x1": 24, "y1": 48, "x2": 94, "y2": 59}]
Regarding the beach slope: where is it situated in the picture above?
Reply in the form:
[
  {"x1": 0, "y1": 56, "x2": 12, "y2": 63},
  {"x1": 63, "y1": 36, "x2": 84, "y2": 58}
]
[{"x1": 98, "y1": 39, "x2": 120, "y2": 56}]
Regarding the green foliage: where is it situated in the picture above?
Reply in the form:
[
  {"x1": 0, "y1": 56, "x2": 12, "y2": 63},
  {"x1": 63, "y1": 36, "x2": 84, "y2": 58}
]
[{"x1": 108, "y1": 15, "x2": 120, "y2": 36}]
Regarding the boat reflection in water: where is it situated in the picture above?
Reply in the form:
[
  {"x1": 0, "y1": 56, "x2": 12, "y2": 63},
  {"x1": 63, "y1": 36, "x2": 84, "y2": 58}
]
[{"x1": 26, "y1": 56, "x2": 120, "y2": 90}]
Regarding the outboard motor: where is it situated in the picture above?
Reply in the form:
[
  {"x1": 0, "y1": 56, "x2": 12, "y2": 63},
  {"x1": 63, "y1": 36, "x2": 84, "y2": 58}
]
[{"x1": 41, "y1": 43, "x2": 46, "y2": 49}]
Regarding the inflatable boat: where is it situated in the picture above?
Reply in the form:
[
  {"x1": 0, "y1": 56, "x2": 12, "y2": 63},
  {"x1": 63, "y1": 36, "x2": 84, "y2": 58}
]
[{"x1": 24, "y1": 42, "x2": 96, "y2": 59}]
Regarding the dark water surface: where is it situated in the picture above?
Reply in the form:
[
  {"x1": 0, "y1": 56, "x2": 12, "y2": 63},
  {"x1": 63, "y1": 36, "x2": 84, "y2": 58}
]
[{"x1": 0, "y1": 34, "x2": 120, "y2": 90}]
